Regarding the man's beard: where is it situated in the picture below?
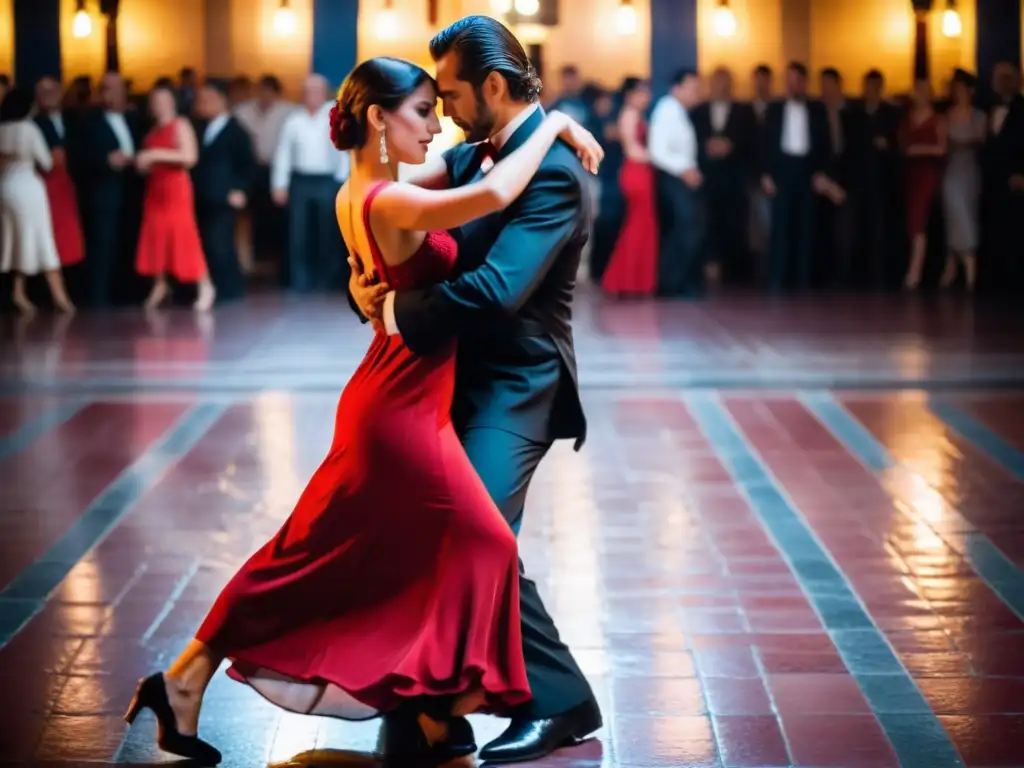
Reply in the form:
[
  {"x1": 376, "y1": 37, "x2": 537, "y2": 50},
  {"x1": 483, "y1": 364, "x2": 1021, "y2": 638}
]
[{"x1": 463, "y1": 89, "x2": 496, "y2": 143}]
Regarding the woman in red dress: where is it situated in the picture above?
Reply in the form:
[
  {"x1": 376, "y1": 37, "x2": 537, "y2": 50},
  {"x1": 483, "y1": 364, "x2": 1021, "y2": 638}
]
[
  {"x1": 601, "y1": 77, "x2": 657, "y2": 296},
  {"x1": 123, "y1": 58, "x2": 602, "y2": 765},
  {"x1": 134, "y1": 85, "x2": 216, "y2": 311},
  {"x1": 900, "y1": 78, "x2": 947, "y2": 290},
  {"x1": 34, "y1": 78, "x2": 84, "y2": 271}
]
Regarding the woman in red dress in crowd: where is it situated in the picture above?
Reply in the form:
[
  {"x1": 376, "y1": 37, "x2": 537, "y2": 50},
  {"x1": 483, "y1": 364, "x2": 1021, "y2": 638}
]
[
  {"x1": 601, "y1": 77, "x2": 657, "y2": 296},
  {"x1": 123, "y1": 58, "x2": 602, "y2": 765},
  {"x1": 34, "y1": 77, "x2": 85, "y2": 273},
  {"x1": 134, "y1": 85, "x2": 216, "y2": 311},
  {"x1": 900, "y1": 78, "x2": 947, "y2": 290}
]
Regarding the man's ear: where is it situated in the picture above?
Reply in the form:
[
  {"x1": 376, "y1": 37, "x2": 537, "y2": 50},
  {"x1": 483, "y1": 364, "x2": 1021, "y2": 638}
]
[{"x1": 483, "y1": 71, "x2": 507, "y2": 102}]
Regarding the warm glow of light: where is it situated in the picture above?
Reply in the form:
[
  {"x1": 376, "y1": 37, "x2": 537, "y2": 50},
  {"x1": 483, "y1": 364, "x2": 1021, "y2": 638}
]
[
  {"x1": 616, "y1": 2, "x2": 638, "y2": 35},
  {"x1": 712, "y1": 4, "x2": 737, "y2": 37},
  {"x1": 273, "y1": 5, "x2": 297, "y2": 36},
  {"x1": 514, "y1": 23, "x2": 548, "y2": 44},
  {"x1": 514, "y1": 0, "x2": 540, "y2": 16},
  {"x1": 72, "y1": 9, "x2": 92, "y2": 39},
  {"x1": 491, "y1": 0, "x2": 513, "y2": 13},
  {"x1": 942, "y1": 8, "x2": 962, "y2": 38},
  {"x1": 375, "y1": 7, "x2": 399, "y2": 40}
]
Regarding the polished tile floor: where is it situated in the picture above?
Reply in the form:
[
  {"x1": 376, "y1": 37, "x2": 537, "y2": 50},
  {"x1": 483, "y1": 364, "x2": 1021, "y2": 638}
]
[{"x1": 2, "y1": 290, "x2": 1024, "y2": 767}]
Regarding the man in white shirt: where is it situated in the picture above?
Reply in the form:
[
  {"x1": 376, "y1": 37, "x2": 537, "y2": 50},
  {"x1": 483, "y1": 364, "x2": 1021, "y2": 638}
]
[
  {"x1": 79, "y1": 72, "x2": 141, "y2": 307},
  {"x1": 272, "y1": 73, "x2": 350, "y2": 292},
  {"x1": 759, "y1": 61, "x2": 830, "y2": 292},
  {"x1": 234, "y1": 75, "x2": 295, "y2": 269},
  {"x1": 648, "y1": 67, "x2": 704, "y2": 297}
]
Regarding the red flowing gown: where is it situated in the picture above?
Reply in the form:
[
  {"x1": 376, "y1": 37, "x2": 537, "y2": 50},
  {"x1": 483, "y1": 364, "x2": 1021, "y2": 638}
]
[
  {"x1": 41, "y1": 148, "x2": 84, "y2": 267},
  {"x1": 601, "y1": 119, "x2": 659, "y2": 296},
  {"x1": 195, "y1": 181, "x2": 531, "y2": 718},
  {"x1": 135, "y1": 121, "x2": 207, "y2": 283},
  {"x1": 902, "y1": 113, "x2": 944, "y2": 238}
]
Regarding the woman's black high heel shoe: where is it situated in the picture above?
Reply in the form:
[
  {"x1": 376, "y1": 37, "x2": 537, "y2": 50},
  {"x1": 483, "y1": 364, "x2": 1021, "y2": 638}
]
[{"x1": 123, "y1": 673, "x2": 222, "y2": 766}]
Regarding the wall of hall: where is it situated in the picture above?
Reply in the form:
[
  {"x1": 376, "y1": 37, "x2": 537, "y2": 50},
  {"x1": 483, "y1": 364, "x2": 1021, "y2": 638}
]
[
  {"x1": 0, "y1": 0, "x2": 12, "y2": 77},
  {"x1": 698, "y1": 0, "x2": 980, "y2": 98}
]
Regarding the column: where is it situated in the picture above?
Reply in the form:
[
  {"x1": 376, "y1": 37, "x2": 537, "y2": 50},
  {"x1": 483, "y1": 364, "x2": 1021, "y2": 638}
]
[
  {"x1": 781, "y1": 0, "x2": 811, "y2": 65},
  {"x1": 311, "y1": 0, "x2": 359, "y2": 88},
  {"x1": 13, "y1": 0, "x2": 61, "y2": 85},
  {"x1": 204, "y1": 0, "x2": 234, "y2": 77},
  {"x1": 911, "y1": 0, "x2": 932, "y2": 81},
  {"x1": 975, "y1": 0, "x2": 1022, "y2": 80},
  {"x1": 649, "y1": 0, "x2": 697, "y2": 92}
]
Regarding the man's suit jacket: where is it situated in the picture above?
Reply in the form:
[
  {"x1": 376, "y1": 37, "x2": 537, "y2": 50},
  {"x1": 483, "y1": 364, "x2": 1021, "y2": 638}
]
[
  {"x1": 760, "y1": 99, "x2": 832, "y2": 181},
  {"x1": 352, "y1": 108, "x2": 589, "y2": 449},
  {"x1": 691, "y1": 100, "x2": 755, "y2": 184},
  {"x1": 191, "y1": 116, "x2": 256, "y2": 209},
  {"x1": 77, "y1": 107, "x2": 141, "y2": 211}
]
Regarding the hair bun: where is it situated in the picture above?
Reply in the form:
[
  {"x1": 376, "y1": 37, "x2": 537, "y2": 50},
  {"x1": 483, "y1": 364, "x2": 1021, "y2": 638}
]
[{"x1": 330, "y1": 102, "x2": 361, "y2": 151}]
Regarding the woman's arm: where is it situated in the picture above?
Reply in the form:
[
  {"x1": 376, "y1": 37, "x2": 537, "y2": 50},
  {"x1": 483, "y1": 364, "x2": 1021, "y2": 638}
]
[
  {"x1": 371, "y1": 111, "x2": 601, "y2": 233},
  {"x1": 618, "y1": 108, "x2": 649, "y2": 163},
  {"x1": 29, "y1": 122, "x2": 53, "y2": 173},
  {"x1": 139, "y1": 118, "x2": 199, "y2": 167}
]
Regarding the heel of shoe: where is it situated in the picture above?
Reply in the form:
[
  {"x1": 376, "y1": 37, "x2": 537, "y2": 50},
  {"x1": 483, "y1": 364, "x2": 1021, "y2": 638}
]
[{"x1": 123, "y1": 697, "x2": 143, "y2": 725}]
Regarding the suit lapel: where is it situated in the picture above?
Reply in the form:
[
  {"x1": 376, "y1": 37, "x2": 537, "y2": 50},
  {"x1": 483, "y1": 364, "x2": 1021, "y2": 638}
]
[{"x1": 495, "y1": 107, "x2": 544, "y2": 160}]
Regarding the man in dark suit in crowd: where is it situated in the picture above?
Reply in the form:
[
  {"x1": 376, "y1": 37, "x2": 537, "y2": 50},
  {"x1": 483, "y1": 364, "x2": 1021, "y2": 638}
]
[
  {"x1": 851, "y1": 69, "x2": 903, "y2": 290},
  {"x1": 191, "y1": 79, "x2": 256, "y2": 303},
  {"x1": 817, "y1": 67, "x2": 860, "y2": 288},
  {"x1": 77, "y1": 71, "x2": 142, "y2": 307},
  {"x1": 760, "y1": 61, "x2": 831, "y2": 291},
  {"x1": 981, "y1": 61, "x2": 1024, "y2": 293},
  {"x1": 693, "y1": 66, "x2": 755, "y2": 284},
  {"x1": 349, "y1": 15, "x2": 601, "y2": 766}
]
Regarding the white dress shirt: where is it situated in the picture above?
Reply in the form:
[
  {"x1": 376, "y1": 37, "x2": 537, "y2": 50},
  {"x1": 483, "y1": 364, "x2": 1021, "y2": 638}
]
[
  {"x1": 203, "y1": 113, "x2": 230, "y2": 146},
  {"x1": 234, "y1": 99, "x2": 295, "y2": 165},
  {"x1": 992, "y1": 104, "x2": 1009, "y2": 135},
  {"x1": 781, "y1": 100, "x2": 810, "y2": 156},
  {"x1": 105, "y1": 111, "x2": 134, "y2": 156},
  {"x1": 710, "y1": 101, "x2": 731, "y2": 133},
  {"x1": 272, "y1": 102, "x2": 350, "y2": 191},
  {"x1": 45, "y1": 112, "x2": 65, "y2": 140},
  {"x1": 381, "y1": 103, "x2": 541, "y2": 335},
  {"x1": 648, "y1": 95, "x2": 697, "y2": 176}
]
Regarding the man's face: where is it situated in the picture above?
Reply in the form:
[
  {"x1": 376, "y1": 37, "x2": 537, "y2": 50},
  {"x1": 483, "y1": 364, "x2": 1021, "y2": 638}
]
[
  {"x1": 674, "y1": 75, "x2": 700, "y2": 108},
  {"x1": 753, "y1": 71, "x2": 771, "y2": 99},
  {"x1": 863, "y1": 76, "x2": 883, "y2": 101},
  {"x1": 100, "y1": 74, "x2": 125, "y2": 110},
  {"x1": 710, "y1": 70, "x2": 731, "y2": 100},
  {"x1": 993, "y1": 63, "x2": 1019, "y2": 99},
  {"x1": 786, "y1": 68, "x2": 806, "y2": 97},
  {"x1": 36, "y1": 77, "x2": 62, "y2": 111},
  {"x1": 257, "y1": 84, "x2": 277, "y2": 110},
  {"x1": 195, "y1": 86, "x2": 225, "y2": 119},
  {"x1": 820, "y1": 74, "x2": 842, "y2": 102},
  {"x1": 434, "y1": 51, "x2": 495, "y2": 143}
]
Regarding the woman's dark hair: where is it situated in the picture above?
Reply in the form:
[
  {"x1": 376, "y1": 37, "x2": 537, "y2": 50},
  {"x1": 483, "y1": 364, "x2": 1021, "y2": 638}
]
[
  {"x1": 620, "y1": 77, "x2": 646, "y2": 98},
  {"x1": 153, "y1": 76, "x2": 175, "y2": 90},
  {"x1": 331, "y1": 57, "x2": 434, "y2": 151},
  {"x1": 429, "y1": 15, "x2": 542, "y2": 103},
  {"x1": 952, "y1": 68, "x2": 977, "y2": 90},
  {"x1": 0, "y1": 86, "x2": 33, "y2": 123}
]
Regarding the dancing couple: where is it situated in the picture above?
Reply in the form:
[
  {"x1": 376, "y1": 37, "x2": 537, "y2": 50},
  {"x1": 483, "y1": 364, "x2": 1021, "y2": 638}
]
[{"x1": 123, "y1": 15, "x2": 604, "y2": 766}]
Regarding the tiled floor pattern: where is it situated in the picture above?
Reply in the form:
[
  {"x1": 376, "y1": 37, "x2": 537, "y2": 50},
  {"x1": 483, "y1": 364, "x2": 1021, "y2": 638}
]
[{"x1": 3, "y1": 295, "x2": 1024, "y2": 766}]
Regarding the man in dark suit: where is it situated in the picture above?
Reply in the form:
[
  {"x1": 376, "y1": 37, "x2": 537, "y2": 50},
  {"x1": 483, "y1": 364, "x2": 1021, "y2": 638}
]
[
  {"x1": 760, "y1": 61, "x2": 831, "y2": 291},
  {"x1": 349, "y1": 15, "x2": 601, "y2": 765},
  {"x1": 693, "y1": 66, "x2": 754, "y2": 285},
  {"x1": 851, "y1": 69, "x2": 903, "y2": 290},
  {"x1": 817, "y1": 67, "x2": 860, "y2": 288},
  {"x1": 191, "y1": 79, "x2": 256, "y2": 303},
  {"x1": 981, "y1": 61, "x2": 1024, "y2": 294},
  {"x1": 77, "y1": 72, "x2": 142, "y2": 307}
]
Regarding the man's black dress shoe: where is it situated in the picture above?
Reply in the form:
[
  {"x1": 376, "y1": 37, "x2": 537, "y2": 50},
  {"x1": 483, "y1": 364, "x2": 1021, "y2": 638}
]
[
  {"x1": 479, "y1": 698, "x2": 602, "y2": 764},
  {"x1": 379, "y1": 708, "x2": 476, "y2": 763}
]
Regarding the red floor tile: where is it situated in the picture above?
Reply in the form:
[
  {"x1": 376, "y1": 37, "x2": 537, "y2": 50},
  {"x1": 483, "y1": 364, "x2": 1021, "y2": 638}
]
[{"x1": 781, "y1": 714, "x2": 900, "y2": 767}]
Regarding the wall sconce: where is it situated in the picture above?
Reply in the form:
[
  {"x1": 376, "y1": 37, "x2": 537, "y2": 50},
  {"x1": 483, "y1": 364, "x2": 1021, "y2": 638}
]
[
  {"x1": 375, "y1": 0, "x2": 399, "y2": 40},
  {"x1": 514, "y1": 0, "x2": 540, "y2": 16},
  {"x1": 616, "y1": 0, "x2": 637, "y2": 36},
  {"x1": 712, "y1": 0, "x2": 737, "y2": 37},
  {"x1": 273, "y1": 0, "x2": 297, "y2": 36},
  {"x1": 941, "y1": 0, "x2": 962, "y2": 37},
  {"x1": 72, "y1": 0, "x2": 93, "y2": 38}
]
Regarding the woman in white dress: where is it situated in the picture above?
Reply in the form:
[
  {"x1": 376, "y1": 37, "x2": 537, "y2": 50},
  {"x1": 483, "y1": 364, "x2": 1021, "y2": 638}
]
[{"x1": 0, "y1": 87, "x2": 74, "y2": 313}]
